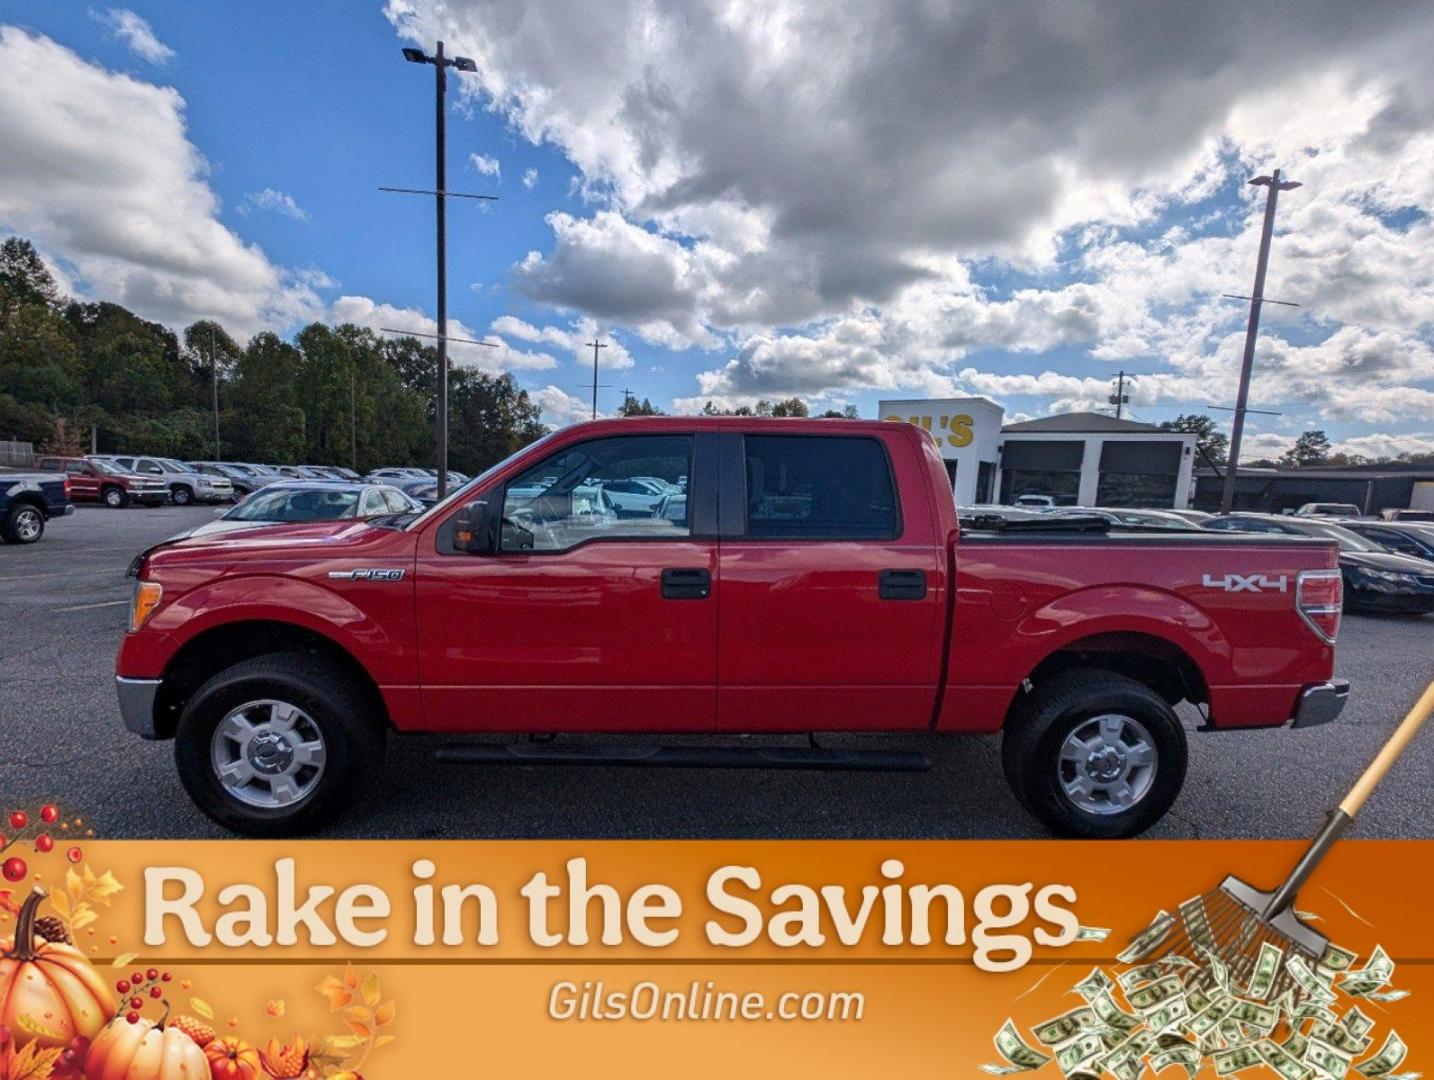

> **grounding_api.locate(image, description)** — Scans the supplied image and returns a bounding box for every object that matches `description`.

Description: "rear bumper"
[115,676,162,739]
[1290,679,1350,730]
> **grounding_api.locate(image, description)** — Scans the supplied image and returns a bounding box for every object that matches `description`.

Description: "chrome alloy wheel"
[210,699,327,809]
[1057,713,1158,815]
[13,508,42,541]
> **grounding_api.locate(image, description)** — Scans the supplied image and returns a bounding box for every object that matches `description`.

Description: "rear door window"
[742,436,899,540]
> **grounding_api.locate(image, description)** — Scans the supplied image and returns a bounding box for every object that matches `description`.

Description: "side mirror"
[454,499,498,555]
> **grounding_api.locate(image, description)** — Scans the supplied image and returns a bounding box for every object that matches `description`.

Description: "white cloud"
[240,188,310,222]
[522,166,538,189]
[0,27,320,338]
[469,152,500,179]
[531,384,598,426]
[387,0,1434,448]
[329,296,555,373]
[491,313,634,370]
[95,9,173,65]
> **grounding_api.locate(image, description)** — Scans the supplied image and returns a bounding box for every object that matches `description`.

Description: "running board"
[433,741,930,772]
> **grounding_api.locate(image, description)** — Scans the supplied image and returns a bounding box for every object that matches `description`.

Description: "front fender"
[121,573,416,685]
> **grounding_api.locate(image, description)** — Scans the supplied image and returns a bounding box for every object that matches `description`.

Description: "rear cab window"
[742,434,900,540]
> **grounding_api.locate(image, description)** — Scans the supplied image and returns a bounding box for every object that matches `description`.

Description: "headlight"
[129,581,163,631]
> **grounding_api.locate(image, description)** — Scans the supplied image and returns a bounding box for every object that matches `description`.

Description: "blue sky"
[2,2,1432,455]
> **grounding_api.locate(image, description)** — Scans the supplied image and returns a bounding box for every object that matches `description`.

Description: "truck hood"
[164,517,381,553]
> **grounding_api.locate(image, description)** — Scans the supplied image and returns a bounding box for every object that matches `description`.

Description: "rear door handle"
[661,567,712,600]
[878,569,927,600]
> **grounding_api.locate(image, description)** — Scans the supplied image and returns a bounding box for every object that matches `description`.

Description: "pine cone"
[33,915,70,943]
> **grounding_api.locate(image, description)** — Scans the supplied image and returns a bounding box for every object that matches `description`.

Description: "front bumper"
[1290,679,1350,729]
[115,676,162,739]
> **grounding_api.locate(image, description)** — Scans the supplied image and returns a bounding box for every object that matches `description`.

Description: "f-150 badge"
[327,568,406,581]
[1201,572,1288,593]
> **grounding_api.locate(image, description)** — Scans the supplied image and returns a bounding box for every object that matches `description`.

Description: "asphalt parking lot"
[1,504,1431,840]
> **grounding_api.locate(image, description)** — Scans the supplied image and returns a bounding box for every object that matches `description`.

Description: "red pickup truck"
[115,418,1347,838]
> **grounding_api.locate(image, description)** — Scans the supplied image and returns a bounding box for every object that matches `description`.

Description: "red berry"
[129,997,143,1010]
[126,1011,139,1024]
[116,980,130,994]
[146,968,159,981]
[131,972,143,985]
[35,834,54,853]
[161,972,172,982]
[8,811,26,831]
[150,986,162,999]
[66,846,82,863]
[1,857,26,882]
[40,805,58,824]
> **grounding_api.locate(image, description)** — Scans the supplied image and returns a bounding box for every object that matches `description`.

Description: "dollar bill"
[1307,1037,1354,1080]
[1119,963,1170,992]
[1188,997,1237,1039]
[1294,1001,1338,1028]
[1312,1021,1373,1057]
[1355,1032,1407,1078]
[1340,947,1394,997]
[1118,911,1176,964]
[1319,943,1358,973]
[1214,1044,1264,1076]
[1033,1006,1099,1046]
[1091,991,1141,1034]
[1150,1044,1200,1078]
[1128,975,1185,1014]
[1179,896,1217,952]
[1362,989,1409,1004]
[1057,1033,1107,1076]
[1199,945,1232,993]
[1075,925,1112,942]
[984,1019,1053,1074]
[1258,1039,1312,1080]
[1146,997,1191,1034]
[1342,1007,1375,1040]
[1186,985,1212,1014]
[1246,941,1285,1001]
[1284,1031,1310,1059]
[1073,968,1114,1002]
[1228,999,1279,1033]
[1288,955,1339,1005]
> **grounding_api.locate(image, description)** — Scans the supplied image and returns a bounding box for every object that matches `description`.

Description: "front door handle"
[661,567,711,600]
[878,569,927,600]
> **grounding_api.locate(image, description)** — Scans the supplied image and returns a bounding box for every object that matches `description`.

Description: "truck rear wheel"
[2,503,45,544]
[1001,670,1186,839]
[174,653,386,836]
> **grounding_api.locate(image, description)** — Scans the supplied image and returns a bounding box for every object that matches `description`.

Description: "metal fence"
[0,440,36,468]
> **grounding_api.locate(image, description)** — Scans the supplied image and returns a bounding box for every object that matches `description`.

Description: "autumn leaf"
[111,952,138,968]
[322,1035,365,1052]
[315,975,353,1010]
[190,997,215,1020]
[0,890,20,917]
[360,972,381,1008]
[342,962,358,990]
[47,891,69,920]
[2,1041,64,1080]
[373,1000,395,1027]
[70,908,97,931]
[344,1020,372,1040]
[342,1006,371,1025]
[265,999,285,1019]
[373,1034,396,1049]
[87,869,124,905]
[65,868,83,904]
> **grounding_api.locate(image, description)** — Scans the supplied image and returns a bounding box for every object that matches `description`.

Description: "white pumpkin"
[85,1016,210,1080]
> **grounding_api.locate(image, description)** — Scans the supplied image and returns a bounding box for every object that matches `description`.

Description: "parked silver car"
[91,455,233,504]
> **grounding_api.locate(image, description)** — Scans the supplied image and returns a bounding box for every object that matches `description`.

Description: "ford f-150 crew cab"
[115,418,1348,838]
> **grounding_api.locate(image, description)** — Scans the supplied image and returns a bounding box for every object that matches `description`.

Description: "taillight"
[1296,569,1342,644]
[62,476,72,498]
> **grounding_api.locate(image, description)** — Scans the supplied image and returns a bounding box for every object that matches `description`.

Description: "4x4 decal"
[1201,572,1289,593]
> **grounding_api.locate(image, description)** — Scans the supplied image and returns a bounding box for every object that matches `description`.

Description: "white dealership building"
[877,397,1197,509]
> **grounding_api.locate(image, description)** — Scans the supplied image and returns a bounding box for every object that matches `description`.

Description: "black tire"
[1,502,45,544]
[170,484,193,506]
[102,485,129,509]
[174,653,386,836]
[1001,670,1187,839]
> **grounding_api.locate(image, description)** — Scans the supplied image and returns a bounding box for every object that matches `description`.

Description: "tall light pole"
[398,42,480,501]
[586,339,607,420]
[210,323,220,459]
[1219,169,1301,514]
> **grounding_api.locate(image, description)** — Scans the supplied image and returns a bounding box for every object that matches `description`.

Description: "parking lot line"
[54,599,129,612]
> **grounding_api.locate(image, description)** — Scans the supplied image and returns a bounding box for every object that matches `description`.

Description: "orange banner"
[1,840,1428,1078]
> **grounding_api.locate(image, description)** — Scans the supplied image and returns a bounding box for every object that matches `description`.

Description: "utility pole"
[1219,169,1301,514]
[586,339,608,420]
[1110,370,1129,419]
[349,359,358,472]
[392,41,486,501]
[210,324,221,459]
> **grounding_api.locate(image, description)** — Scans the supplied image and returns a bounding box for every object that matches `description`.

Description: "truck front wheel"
[1002,670,1187,839]
[174,653,386,836]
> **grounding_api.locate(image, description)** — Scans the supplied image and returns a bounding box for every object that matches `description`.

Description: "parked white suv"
[92,455,233,505]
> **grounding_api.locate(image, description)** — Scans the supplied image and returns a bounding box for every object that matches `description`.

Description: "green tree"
[227,332,307,462]
[1281,430,1332,468]
[769,397,809,417]
[618,394,664,416]
[1159,413,1228,465]
[447,369,547,474]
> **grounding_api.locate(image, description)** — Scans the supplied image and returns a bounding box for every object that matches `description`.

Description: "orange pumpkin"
[0,887,115,1050]
[85,1015,209,1080]
[204,1036,262,1080]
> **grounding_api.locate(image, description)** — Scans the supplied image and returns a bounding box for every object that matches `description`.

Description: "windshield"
[160,458,197,473]
[404,429,568,531]
[1281,519,1383,553]
[91,459,128,477]
[224,487,361,522]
